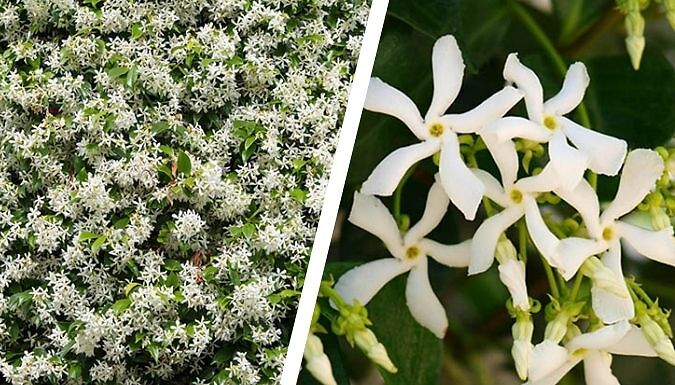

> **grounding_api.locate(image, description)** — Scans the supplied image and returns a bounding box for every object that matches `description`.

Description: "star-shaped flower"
[526,321,657,385]
[491,54,627,190]
[554,149,675,323]
[362,35,523,220]
[334,180,470,338]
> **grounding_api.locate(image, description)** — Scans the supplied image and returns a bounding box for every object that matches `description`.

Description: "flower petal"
[525,359,580,385]
[438,133,485,220]
[515,163,562,194]
[524,197,560,267]
[334,258,410,307]
[583,351,620,385]
[549,128,589,190]
[469,205,523,275]
[528,340,573,383]
[420,238,470,268]
[560,117,627,176]
[615,221,675,266]
[567,320,631,352]
[480,132,519,190]
[484,116,551,143]
[442,86,522,133]
[498,259,529,310]
[365,77,427,140]
[543,62,589,116]
[471,169,509,207]
[555,237,608,280]
[406,258,448,338]
[503,53,544,124]
[607,325,657,357]
[554,178,602,239]
[426,35,465,121]
[404,180,449,245]
[601,149,665,223]
[361,141,440,196]
[348,191,404,258]
[591,241,635,324]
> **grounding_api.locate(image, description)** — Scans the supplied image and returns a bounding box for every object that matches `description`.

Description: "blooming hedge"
[0,0,367,384]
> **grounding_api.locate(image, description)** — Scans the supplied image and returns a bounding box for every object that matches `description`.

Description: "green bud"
[495,236,517,265]
[626,34,645,70]
[650,206,671,231]
[637,307,675,365]
[354,328,398,373]
[580,257,629,298]
[432,151,441,166]
[544,311,570,344]
[304,334,338,385]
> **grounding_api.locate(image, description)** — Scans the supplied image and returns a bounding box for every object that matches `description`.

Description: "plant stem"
[392,163,417,226]
[518,219,528,263]
[569,273,584,301]
[539,252,560,299]
[320,281,346,309]
[627,280,655,307]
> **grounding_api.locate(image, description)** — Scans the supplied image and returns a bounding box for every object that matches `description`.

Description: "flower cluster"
[335,35,675,384]
[0,0,367,384]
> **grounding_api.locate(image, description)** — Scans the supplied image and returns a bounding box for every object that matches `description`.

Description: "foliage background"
[299,0,675,384]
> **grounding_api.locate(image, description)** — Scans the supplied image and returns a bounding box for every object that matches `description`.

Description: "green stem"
[320,281,346,309]
[627,280,655,307]
[569,273,584,301]
[518,219,528,263]
[392,163,418,226]
[539,252,560,299]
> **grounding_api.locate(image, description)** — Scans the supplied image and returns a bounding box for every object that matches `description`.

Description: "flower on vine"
[555,149,675,323]
[493,53,627,190]
[362,35,523,220]
[334,180,470,338]
[304,333,337,385]
[526,321,657,385]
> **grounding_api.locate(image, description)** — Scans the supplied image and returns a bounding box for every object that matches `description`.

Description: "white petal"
[560,117,627,176]
[607,325,657,357]
[480,131,519,190]
[554,178,603,239]
[442,86,523,133]
[469,205,523,274]
[523,197,560,267]
[426,35,465,121]
[583,351,620,385]
[498,259,529,310]
[420,238,470,268]
[543,62,589,116]
[334,258,410,307]
[438,133,485,220]
[591,242,635,324]
[471,169,509,207]
[616,221,675,266]
[567,321,630,352]
[555,237,608,280]
[549,128,589,190]
[405,258,448,338]
[365,77,427,140]
[503,53,544,124]
[404,181,449,245]
[483,116,551,143]
[348,191,404,258]
[528,341,572,382]
[525,359,580,385]
[515,163,563,194]
[601,149,665,222]
[361,141,440,196]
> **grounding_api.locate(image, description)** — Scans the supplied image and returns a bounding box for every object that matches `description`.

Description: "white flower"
[304,333,337,385]
[172,210,206,242]
[335,181,471,338]
[526,321,657,385]
[362,35,523,220]
[495,53,627,190]
[554,149,675,323]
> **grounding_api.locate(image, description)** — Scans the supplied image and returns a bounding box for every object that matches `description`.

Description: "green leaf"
[106,66,128,79]
[146,343,160,362]
[585,53,675,148]
[177,152,191,176]
[164,259,183,271]
[124,282,140,297]
[165,272,180,287]
[79,231,99,241]
[290,188,307,203]
[460,0,512,69]
[131,23,142,39]
[68,362,82,379]
[388,0,461,39]
[366,274,443,385]
[267,289,301,304]
[158,144,174,156]
[553,0,613,45]
[91,235,107,252]
[111,298,131,313]
[244,135,257,150]
[76,167,88,182]
[152,121,170,135]
[113,216,130,229]
[126,63,139,88]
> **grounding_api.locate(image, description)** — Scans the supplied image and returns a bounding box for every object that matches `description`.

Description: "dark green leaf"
[113,216,130,229]
[164,259,183,271]
[388,0,461,39]
[68,362,82,379]
[126,63,139,88]
[177,152,191,176]
[460,0,512,69]
[553,0,613,45]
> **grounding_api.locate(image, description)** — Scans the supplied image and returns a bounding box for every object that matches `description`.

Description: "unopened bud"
[626,35,645,70]
[512,340,533,381]
[580,257,629,298]
[304,334,337,385]
[354,328,397,373]
[499,259,529,311]
[544,312,570,344]
[512,314,534,342]
[650,206,671,230]
[495,236,517,264]
[638,310,675,365]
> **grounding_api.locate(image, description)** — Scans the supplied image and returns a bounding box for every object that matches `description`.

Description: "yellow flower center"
[602,226,614,241]
[544,116,558,130]
[405,245,420,260]
[428,122,444,137]
[510,189,523,204]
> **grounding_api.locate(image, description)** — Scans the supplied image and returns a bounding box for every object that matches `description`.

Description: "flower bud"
[354,328,397,373]
[637,310,675,366]
[664,0,675,30]
[580,257,628,298]
[512,314,534,342]
[495,236,517,264]
[650,206,671,230]
[512,340,532,381]
[625,35,645,70]
[499,259,529,311]
[544,312,569,344]
[304,334,337,385]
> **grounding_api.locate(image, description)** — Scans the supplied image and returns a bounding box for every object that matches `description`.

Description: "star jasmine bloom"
[497,53,627,190]
[362,35,523,220]
[554,149,675,323]
[334,181,471,338]
[525,321,657,385]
